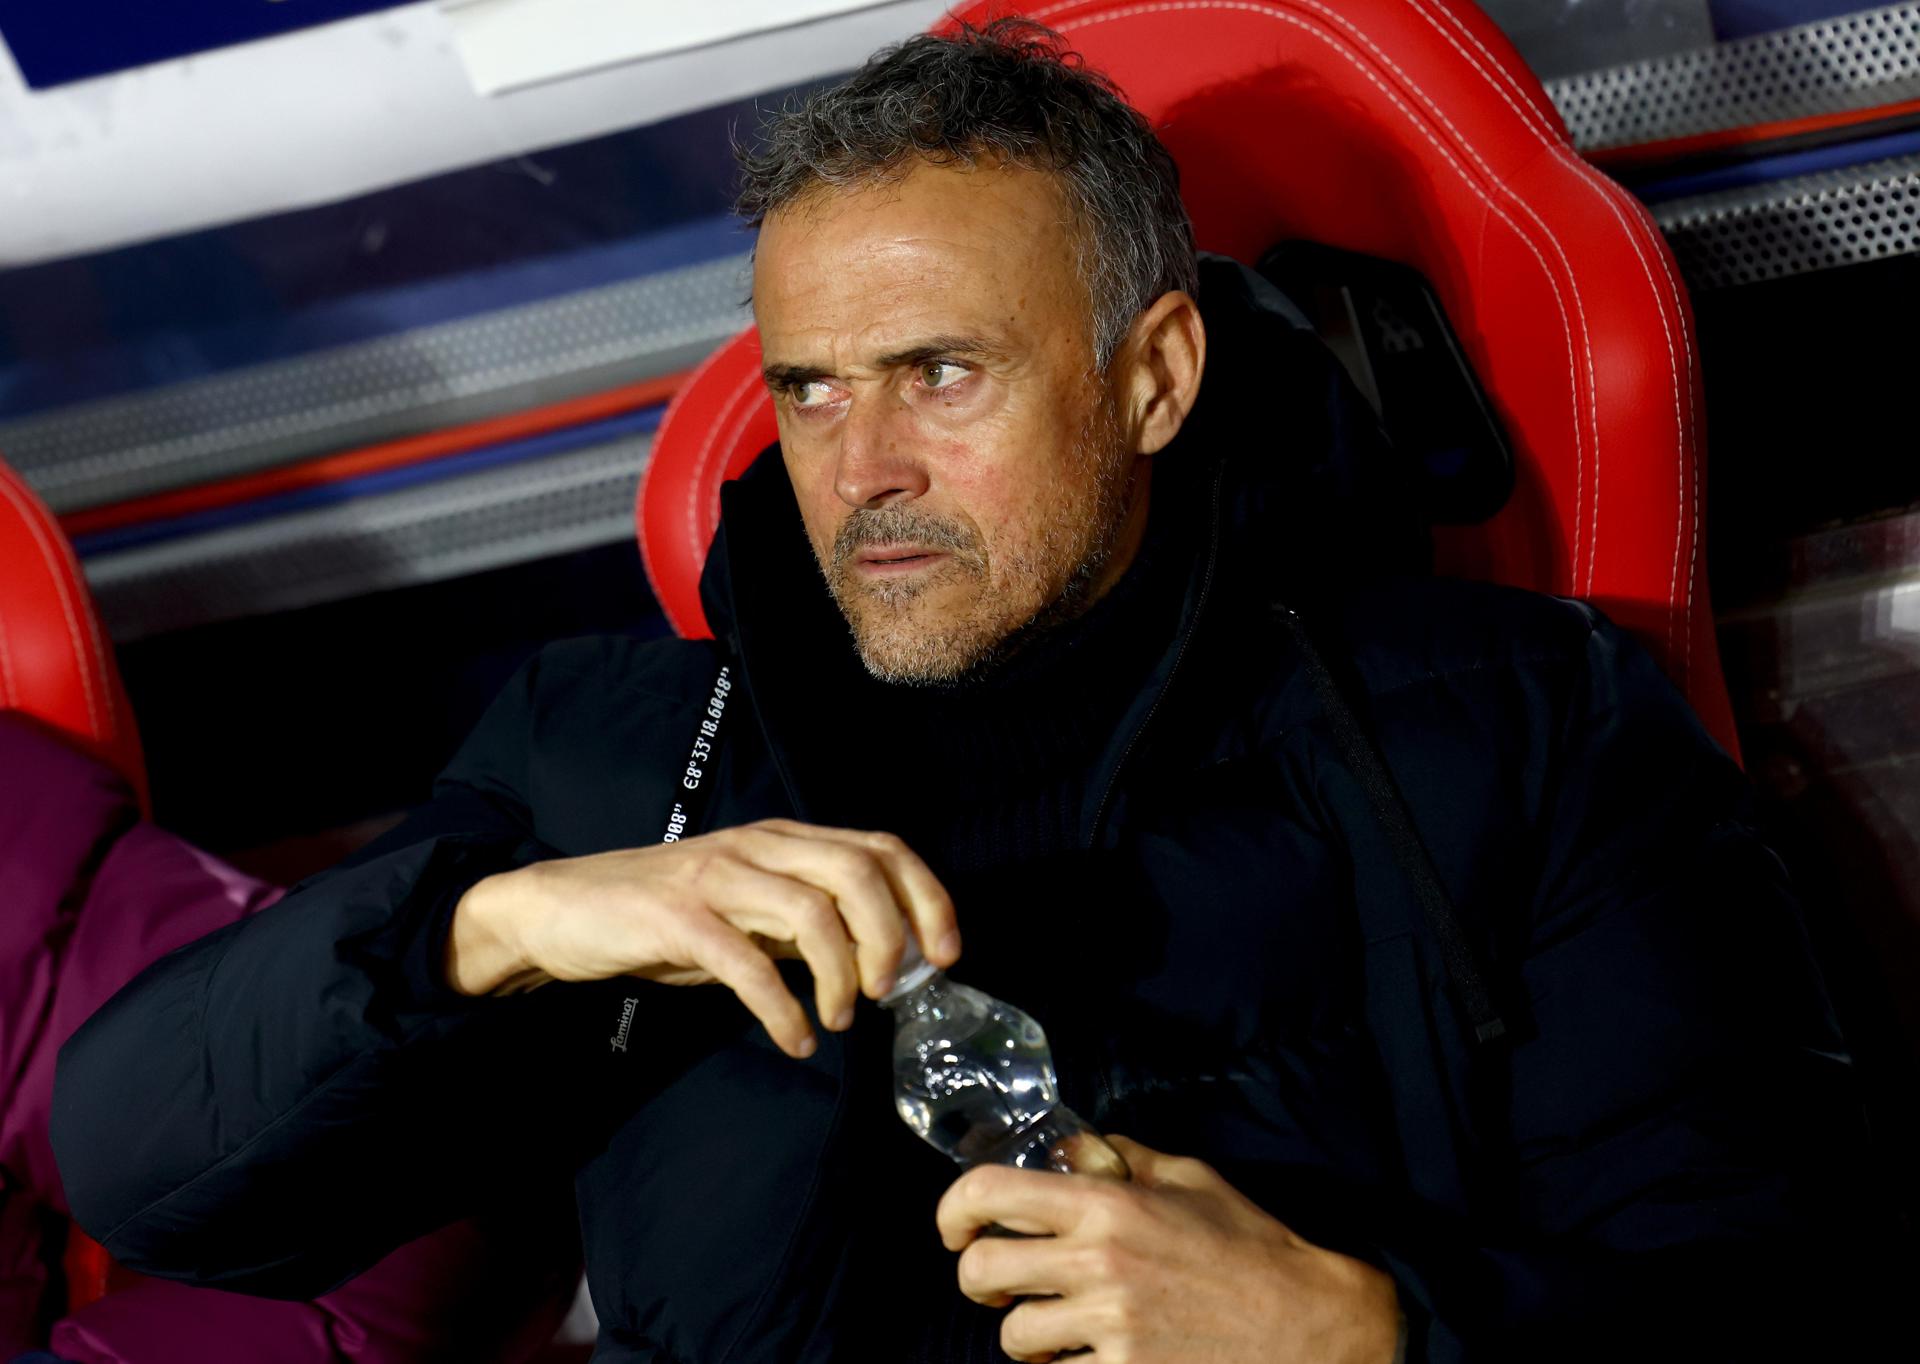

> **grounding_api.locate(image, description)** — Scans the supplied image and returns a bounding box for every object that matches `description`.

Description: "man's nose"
[833,397,930,508]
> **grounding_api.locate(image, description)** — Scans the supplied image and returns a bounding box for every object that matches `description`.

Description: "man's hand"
[936,1135,1403,1364]
[445,818,959,1057]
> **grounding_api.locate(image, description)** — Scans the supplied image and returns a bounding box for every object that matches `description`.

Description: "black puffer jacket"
[52,262,1891,1362]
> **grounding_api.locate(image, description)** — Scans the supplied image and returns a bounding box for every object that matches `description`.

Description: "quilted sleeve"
[49,645,638,1300]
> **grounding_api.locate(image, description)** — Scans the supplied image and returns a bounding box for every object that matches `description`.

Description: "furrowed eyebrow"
[760,334,1005,392]
[762,362,829,391]
[872,335,1001,370]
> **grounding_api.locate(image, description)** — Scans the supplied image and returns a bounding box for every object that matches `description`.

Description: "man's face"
[752,159,1149,685]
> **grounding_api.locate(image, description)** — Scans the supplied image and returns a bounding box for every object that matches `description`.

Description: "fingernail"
[872,974,895,1000]
[831,1008,854,1031]
[796,1035,817,1058]
[936,931,962,962]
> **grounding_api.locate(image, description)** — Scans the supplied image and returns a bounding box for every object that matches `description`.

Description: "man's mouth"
[855,549,947,575]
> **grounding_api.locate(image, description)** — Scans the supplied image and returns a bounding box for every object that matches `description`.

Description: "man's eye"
[919,361,966,390]
[789,381,836,408]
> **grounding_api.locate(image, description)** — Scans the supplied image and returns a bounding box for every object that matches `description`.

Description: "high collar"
[706,440,1225,847]
[690,254,1425,840]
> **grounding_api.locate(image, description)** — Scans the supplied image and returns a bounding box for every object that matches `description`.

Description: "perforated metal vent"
[1,253,749,514]
[1653,151,1920,287]
[84,434,652,640]
[1547,3,1920,151]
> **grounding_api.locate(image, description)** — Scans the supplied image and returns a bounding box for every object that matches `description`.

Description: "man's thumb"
[1103,1134,1221,1192]
[1101,1134,1170,1185]
[1062,1130,1133,1181]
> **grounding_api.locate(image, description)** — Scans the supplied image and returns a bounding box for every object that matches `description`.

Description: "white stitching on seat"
[1280,0,1598,596]
[0,471,108,740]
[645,333,740,608]
[699,370,768,541]
[1397,0,1695,678]
[675,338,756,565]
[688,368,770,585]
[771,2,1703,667]
[1041,0,1706,630]
[708,372,772,529]
[1025,1,1703,692]
[1622,189,1698,688]
[1054,0,1586,582]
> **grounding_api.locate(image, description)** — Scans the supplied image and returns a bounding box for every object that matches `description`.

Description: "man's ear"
[1117,290,1206,457]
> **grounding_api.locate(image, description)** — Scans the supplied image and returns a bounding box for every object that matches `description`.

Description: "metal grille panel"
[1653,151,1920,287]
[85,436,653,641]
[2,253,748,513]
[1546,3,1920,151]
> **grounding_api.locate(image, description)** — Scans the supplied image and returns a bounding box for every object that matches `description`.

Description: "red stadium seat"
[636,0,1740,761]
[0,459,147,811]
[0,456,143,1312]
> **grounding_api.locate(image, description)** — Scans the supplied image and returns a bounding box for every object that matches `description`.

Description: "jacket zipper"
[1087,460,1228,849]
[725,628,814,827]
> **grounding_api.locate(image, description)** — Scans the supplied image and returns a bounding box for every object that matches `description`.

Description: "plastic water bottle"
[882,938,1129,1180]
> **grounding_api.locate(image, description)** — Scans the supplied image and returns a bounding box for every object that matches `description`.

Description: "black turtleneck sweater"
[776,483,1204,1363]
[786,482,1197,878]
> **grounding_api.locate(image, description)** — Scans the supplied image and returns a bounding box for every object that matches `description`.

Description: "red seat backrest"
[0,458,147,812]
[638,0,1740,761]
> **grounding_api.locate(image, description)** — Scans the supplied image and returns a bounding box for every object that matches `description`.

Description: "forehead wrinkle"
[871,333,1012,368]
[761,162,1071,284]
[754,162,1091,376]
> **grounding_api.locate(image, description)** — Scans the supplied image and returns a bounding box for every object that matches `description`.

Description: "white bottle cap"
[881,934,939,1004]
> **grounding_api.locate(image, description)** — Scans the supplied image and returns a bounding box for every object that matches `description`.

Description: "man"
[52,20,1891,1364]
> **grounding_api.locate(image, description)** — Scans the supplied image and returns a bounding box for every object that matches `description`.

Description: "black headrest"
[1179,252,1433,592]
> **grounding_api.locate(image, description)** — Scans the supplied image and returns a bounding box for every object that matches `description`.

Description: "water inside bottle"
[890,979,1063,1166]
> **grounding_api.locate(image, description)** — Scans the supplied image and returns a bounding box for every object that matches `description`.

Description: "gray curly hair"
[734,18,1198,369]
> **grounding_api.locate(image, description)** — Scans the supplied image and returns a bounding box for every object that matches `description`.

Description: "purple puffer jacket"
[1,711,581,1362]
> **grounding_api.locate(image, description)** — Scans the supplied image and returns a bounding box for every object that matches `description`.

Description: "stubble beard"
[819,398,1136,688]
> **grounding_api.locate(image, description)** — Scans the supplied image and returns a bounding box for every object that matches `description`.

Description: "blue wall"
[0,0,416,88]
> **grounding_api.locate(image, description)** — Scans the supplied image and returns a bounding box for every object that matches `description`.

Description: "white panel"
[0,0,949,267]
[446,0,906,95]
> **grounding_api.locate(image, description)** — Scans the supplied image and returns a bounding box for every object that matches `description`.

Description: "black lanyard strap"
[1275,603,1508,1046]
